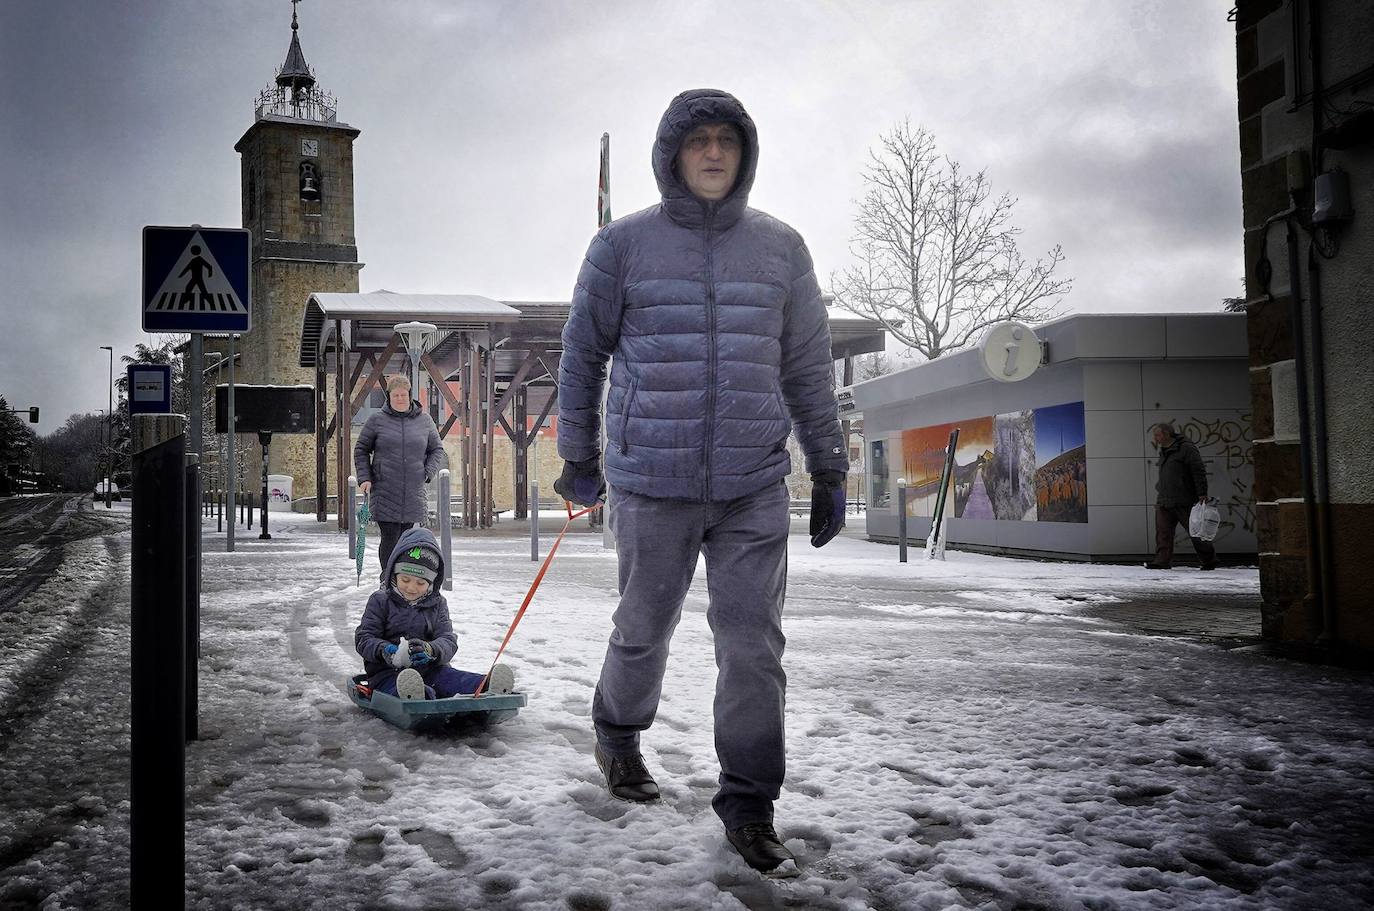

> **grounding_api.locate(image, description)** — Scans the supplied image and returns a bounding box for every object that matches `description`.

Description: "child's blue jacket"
[354,527,459,675]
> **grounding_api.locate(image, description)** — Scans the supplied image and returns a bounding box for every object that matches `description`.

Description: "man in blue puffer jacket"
[556,88,848,876]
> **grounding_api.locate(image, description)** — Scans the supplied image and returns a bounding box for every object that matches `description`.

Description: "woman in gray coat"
[354,374,447,577]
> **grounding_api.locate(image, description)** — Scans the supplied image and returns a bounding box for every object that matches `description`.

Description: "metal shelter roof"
[301,292,885,376]
[301,292,523,367]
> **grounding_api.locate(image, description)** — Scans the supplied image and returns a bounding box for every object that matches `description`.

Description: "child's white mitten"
[389,636,412,669]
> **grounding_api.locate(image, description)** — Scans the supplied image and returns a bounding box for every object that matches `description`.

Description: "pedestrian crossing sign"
[142,225,251,332]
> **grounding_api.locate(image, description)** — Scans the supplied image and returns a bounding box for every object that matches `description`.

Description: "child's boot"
[486,664,515,695]
[396,668,426,700]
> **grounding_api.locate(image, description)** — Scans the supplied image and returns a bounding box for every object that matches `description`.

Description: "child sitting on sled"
[354,527,514,700]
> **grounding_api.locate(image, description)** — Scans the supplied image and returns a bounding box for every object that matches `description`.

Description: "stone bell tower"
[233,0,362,501]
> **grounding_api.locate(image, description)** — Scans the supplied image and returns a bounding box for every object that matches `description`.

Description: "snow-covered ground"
[2,505,1372,910]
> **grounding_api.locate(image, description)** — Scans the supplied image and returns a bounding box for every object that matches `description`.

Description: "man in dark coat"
[555,88,848,876]
[354,374,447,578]
[1147,422,1217,570]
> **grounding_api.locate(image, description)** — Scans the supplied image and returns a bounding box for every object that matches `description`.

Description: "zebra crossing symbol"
[142,225,251,332]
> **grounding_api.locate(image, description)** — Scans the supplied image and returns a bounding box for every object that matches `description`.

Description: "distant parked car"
[94,479,122,501]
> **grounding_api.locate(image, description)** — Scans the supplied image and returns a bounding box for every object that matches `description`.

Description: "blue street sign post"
[128,364,172,416]
[134,227,250,905]
[142,226,251,334]
[142,224,250,550]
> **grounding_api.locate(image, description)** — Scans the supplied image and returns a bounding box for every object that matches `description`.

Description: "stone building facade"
[1235,0,1374,655]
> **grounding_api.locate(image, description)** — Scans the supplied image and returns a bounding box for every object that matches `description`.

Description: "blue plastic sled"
[348,673,527,732]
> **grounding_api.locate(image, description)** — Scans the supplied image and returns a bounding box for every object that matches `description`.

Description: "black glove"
[408,640,436,668]
[809,470,847,548]
[553,456,606,507]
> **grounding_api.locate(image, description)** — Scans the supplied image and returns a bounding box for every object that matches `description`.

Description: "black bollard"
[184,456,200,741]
[439,469,452,591]
[257,431,272,540]
[898,485,908,563]
[131,414,186,907]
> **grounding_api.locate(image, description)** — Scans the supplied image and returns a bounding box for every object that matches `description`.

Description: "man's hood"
[652,88,759,229]
[383,526,446,598]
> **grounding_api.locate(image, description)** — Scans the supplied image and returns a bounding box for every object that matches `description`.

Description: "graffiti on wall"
[1176,413,1255,542]
[899,401,1088,523]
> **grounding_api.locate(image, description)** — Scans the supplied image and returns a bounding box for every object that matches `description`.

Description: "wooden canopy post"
[513,384,528,519]
[315,359,327,522]
[484,346,496,528]
[462,338,477,528]
[334,319,350,531]
[472,342,487,529]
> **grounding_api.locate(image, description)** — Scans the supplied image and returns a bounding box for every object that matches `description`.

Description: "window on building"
[870,439,890,509]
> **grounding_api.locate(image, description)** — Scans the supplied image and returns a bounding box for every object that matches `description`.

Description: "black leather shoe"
[595,746,660,803]
[1199,562,1218,571]
[726,822,799,876]
[1143,562,1170,570]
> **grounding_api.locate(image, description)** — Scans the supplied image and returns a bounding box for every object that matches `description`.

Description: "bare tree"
[832,120,1071,361]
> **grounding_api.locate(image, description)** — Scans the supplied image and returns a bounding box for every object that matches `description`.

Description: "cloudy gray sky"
[1,0,1242,433]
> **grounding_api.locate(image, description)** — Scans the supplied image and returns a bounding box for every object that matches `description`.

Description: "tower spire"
[276,0,315,93]
[254,0,336,123]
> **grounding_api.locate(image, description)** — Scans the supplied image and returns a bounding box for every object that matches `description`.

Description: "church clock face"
[301,138,319,157]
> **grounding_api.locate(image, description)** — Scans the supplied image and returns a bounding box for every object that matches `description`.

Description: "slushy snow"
[1,505,1371,910]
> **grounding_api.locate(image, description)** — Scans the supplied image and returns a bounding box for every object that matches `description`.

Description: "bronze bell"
[300,163,321,201]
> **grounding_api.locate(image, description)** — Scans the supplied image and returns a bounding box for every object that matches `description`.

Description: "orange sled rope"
[472,500,603,696]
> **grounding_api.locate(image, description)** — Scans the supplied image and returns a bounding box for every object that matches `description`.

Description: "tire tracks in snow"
[0,531,131,908]
[0,533,125,747]
[288,582,362,696]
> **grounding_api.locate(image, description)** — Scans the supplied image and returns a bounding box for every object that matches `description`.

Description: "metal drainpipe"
[1306,249,1335,643]
[1307,0,1337,644]
[1283,217,1326,631]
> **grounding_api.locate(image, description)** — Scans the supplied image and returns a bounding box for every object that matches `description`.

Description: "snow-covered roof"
[300,291,885,368]
[300,292,522,366]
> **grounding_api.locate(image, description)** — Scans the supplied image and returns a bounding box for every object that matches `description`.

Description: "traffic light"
[27,407,38,423]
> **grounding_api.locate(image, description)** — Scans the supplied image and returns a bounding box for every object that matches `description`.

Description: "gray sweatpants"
[593,480,791,829]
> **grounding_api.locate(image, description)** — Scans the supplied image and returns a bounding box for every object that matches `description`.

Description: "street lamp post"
[392,322,438,399]
[100,346,113,508]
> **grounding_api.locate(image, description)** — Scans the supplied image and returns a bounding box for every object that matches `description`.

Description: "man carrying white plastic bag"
[1145,422,1219,571]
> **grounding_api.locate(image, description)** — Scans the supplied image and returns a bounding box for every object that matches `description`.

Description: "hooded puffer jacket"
[353,399,446,523]
[558,88,847,501]
[354,527,459,678]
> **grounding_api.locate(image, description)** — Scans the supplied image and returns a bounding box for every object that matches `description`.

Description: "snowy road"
[2,505,1372,910]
